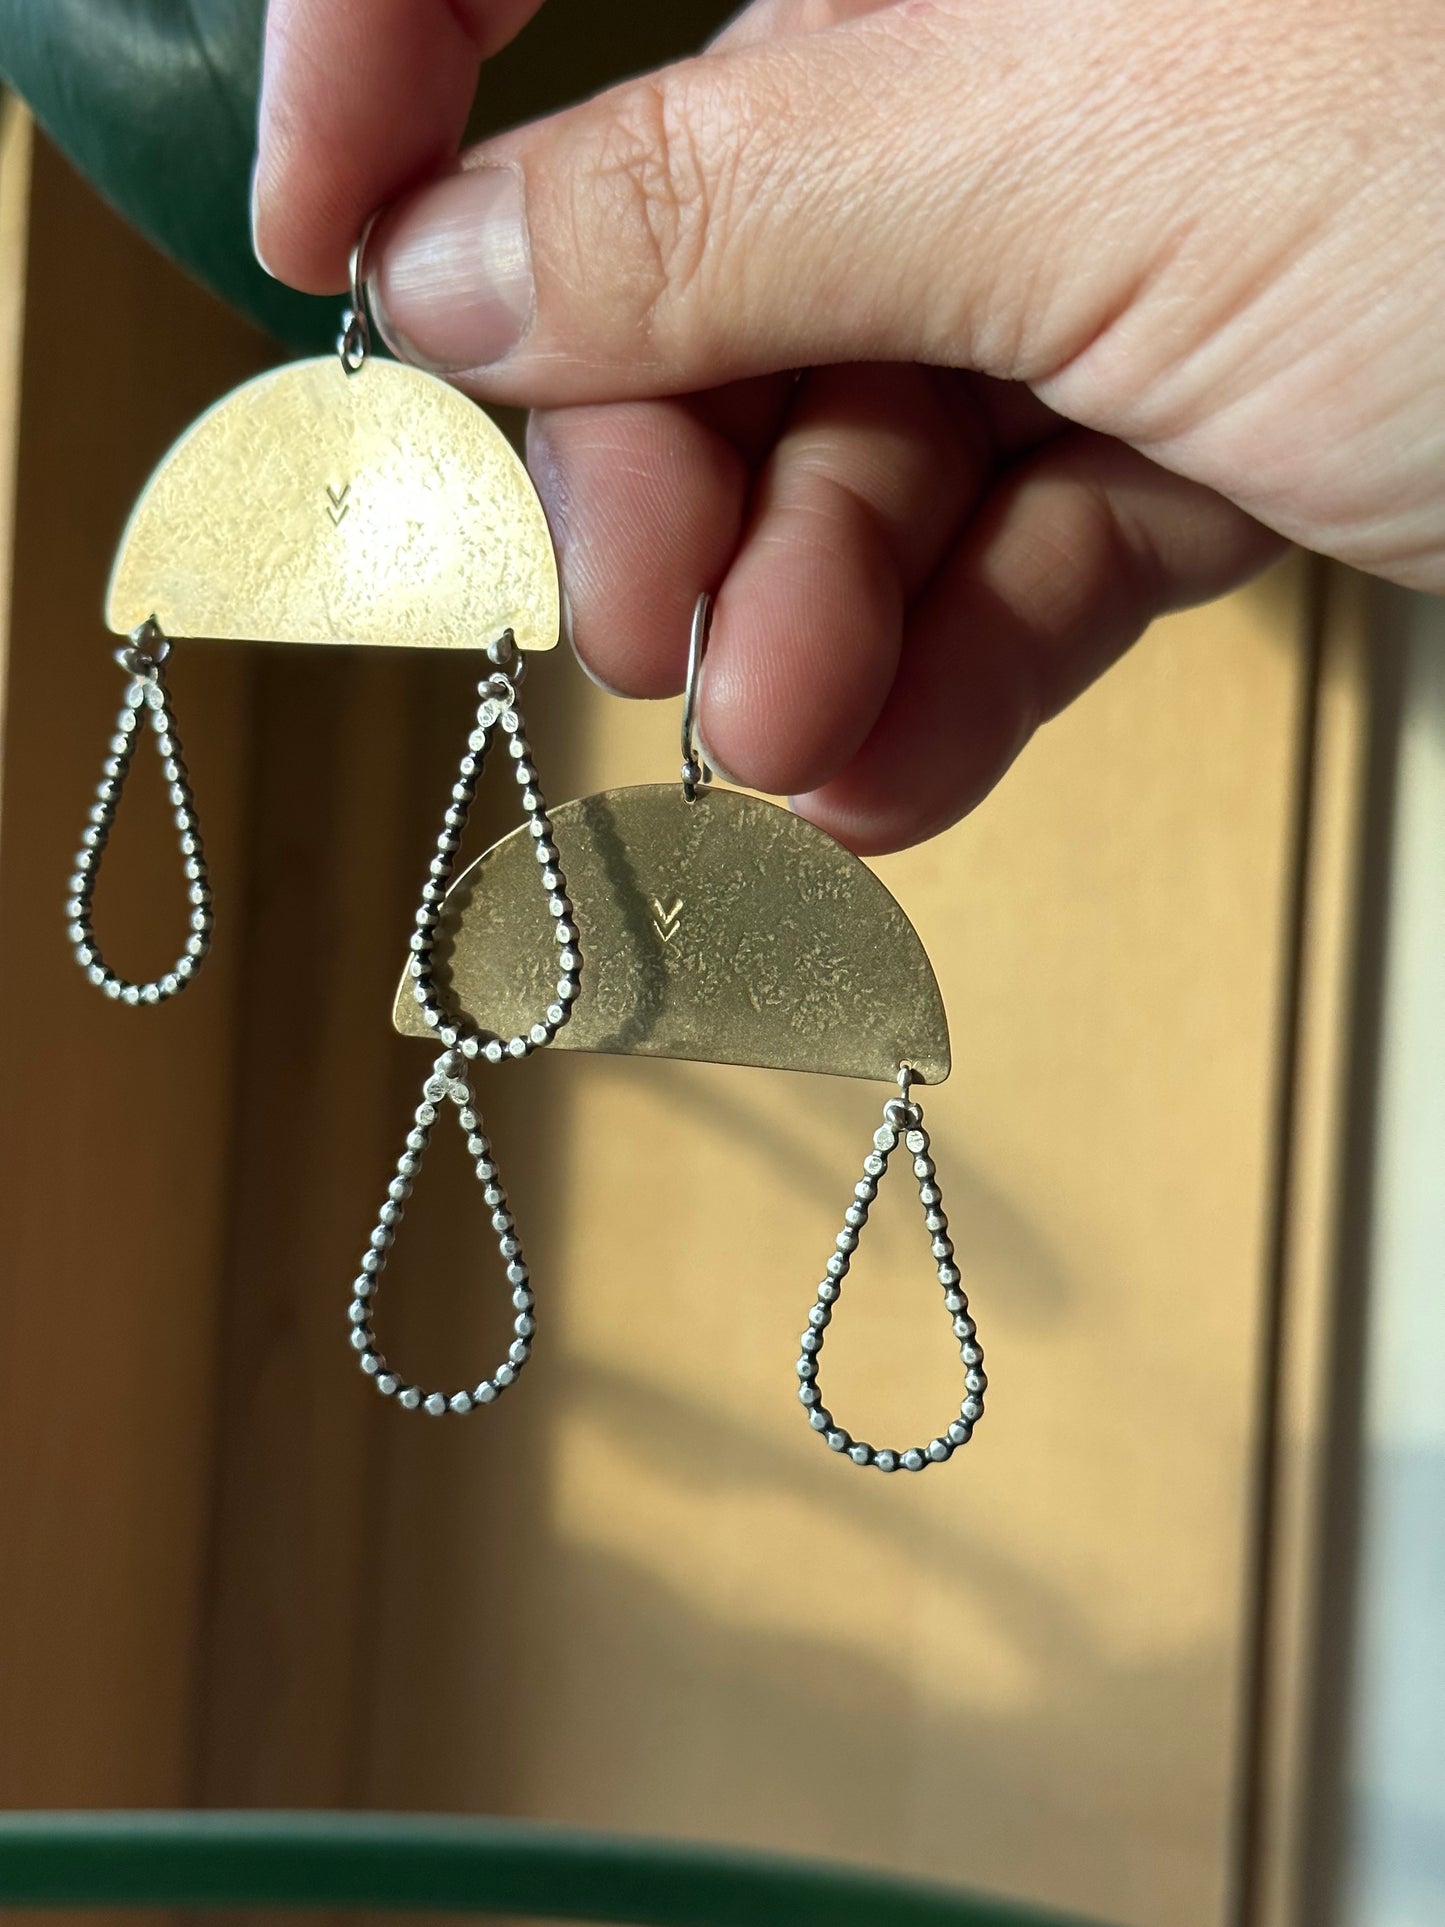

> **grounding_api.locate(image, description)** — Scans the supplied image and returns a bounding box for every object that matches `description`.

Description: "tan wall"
[0,121,1373,1927]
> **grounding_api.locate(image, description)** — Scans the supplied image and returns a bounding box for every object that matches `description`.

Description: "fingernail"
[249,158,278,280]
[526,418,586,660]
[368,164,534,374]
[526,416,571,582]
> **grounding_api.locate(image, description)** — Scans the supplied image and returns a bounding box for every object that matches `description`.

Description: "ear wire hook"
[338,209,384,374]
[681,591,714,803]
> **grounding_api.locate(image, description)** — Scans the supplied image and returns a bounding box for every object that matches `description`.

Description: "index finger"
[252,0,546,292]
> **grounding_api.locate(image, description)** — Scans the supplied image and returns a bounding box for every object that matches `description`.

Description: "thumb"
[365,8,1122,406]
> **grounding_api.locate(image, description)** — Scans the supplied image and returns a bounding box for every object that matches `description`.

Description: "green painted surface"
[0,1812,1103,1926]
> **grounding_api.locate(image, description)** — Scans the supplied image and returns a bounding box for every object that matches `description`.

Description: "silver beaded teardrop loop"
[66,617,213,1005]
[408,630,581,1061]
[798,1066,986,1471]
[349,1049,536,1415]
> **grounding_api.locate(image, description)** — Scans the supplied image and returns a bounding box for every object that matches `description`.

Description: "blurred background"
[0,7,1440,1927]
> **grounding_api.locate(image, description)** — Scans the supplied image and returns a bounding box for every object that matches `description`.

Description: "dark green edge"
[0,1811,1101,1926]
[0,3,743,356]
[0,1,333,352]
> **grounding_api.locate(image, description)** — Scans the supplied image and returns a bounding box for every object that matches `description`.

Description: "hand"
[253,0,1445,851]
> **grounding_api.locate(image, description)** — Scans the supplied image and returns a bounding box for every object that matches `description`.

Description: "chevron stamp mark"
[651,896,683,944]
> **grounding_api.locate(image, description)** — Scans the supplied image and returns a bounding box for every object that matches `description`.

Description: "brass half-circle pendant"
[393,785,950,1085]
[106,357,558,652]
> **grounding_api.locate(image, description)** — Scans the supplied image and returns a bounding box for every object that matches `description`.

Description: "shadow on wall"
[363,1054,1233,1927]
[638,1058,1077,1319]
[369,1337,1230,1927]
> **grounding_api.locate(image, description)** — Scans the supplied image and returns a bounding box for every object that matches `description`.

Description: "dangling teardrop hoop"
[407,630,581,1060]
[349,1050,537,1415]
[353,627,582,1413]
[797,1066,986,1470]
[66,617,213,1005]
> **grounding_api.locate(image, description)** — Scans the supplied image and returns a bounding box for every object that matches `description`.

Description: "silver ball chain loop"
[66,618,213,1006]
[408,631,581,1065]
[797,1067,986,1471]
[349,1050,536,1414]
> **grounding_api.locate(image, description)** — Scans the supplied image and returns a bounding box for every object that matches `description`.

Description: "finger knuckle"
[584,71,749,340]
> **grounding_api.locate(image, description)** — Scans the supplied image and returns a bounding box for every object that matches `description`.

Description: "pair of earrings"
[68,245,985,1472]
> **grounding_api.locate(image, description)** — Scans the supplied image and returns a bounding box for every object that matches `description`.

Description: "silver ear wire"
[681,591,714,802]
[338,208,384,373]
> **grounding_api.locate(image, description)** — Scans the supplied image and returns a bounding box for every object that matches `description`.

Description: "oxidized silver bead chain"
[349,1049,536,1414]
[66,618,212,1004]
[407,634,581,1059]
[797,1069,986,1469]
[350,631,579,1414]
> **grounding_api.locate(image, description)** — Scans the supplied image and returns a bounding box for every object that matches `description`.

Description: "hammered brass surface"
[393,785,951,1084]
[106,357,558,651]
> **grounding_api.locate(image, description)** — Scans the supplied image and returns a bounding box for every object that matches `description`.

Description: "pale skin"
[252,0,1445,853]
